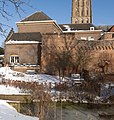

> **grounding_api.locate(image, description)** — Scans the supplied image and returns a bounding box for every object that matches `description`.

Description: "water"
[56,105,99,120]
[52,103,114,120]
[20,102,114,120]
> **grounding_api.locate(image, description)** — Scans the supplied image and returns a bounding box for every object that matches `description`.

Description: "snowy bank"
[0,67,60,86]
[0,100,38,120]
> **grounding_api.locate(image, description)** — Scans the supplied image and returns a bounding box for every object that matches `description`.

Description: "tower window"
[86,9,89,16]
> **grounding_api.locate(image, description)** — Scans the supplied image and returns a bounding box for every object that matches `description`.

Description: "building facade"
[4,12,62,67]
[4,11,114,74]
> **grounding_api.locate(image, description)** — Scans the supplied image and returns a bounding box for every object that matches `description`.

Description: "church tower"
[71,0,92,24]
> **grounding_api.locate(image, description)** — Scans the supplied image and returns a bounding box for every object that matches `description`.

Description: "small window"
[90,27,94,31]
[15,56,19,63]
[88,36,94,41]
[86,9,89,16]
[10,56,14,63]
[10,56,19,64]
[81,37,87,40]
[86,18,89,23]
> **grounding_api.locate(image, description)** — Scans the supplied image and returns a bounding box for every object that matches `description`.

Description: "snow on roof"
[6,40,40,44]
[63,25,71,31]
[0,100,38,120]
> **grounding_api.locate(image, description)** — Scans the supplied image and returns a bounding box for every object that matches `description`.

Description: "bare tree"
[43,34,96,78]
[0,0,32,36]
[43,33,77,78]
[97,52,113,73]
[68,41,95,77]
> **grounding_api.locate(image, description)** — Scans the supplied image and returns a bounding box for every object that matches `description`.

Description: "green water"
[20,102,114,120]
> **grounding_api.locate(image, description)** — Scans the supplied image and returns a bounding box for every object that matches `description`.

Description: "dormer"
[90,27,94,31]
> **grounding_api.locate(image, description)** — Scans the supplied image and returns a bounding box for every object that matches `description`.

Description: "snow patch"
[0,100,38,120]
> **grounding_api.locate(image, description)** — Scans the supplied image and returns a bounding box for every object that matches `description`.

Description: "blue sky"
[1,0,114,46]
[26,0,114,25]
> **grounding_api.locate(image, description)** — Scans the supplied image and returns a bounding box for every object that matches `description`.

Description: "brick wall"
[5,43,39,65]
[75,30,101,40]
[17,22,61,34]
[104,32,114,40]
[41,33,114,73]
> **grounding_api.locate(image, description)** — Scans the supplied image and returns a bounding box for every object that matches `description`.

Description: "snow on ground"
[0,67,60,84]
[0,100,38,120]
[0,85,23,95]
[0,67,59,119]
[0,67,61,94]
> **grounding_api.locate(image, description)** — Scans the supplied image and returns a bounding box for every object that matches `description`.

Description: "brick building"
[4,11,114,73]
[4,11,62,68]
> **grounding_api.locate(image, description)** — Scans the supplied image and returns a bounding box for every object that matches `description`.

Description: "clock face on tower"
[72,0,92,24]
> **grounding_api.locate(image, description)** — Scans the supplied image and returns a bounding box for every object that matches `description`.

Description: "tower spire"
[71,0,92,24]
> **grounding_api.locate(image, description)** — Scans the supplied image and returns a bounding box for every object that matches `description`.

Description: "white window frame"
[10,55,19,64]
[90,27,94,31]
[81,37,87,40]
[88,36,94,41]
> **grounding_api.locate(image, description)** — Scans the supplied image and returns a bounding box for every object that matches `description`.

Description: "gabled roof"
[107,25,114,32]
[5,28,14,42]
[21,11,52,22]
[9,32,41,41]
[59,23,98,31]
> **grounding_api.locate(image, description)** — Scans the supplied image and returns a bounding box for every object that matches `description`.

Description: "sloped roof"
[10,32,41,41]
[96,25,112,32]
[107,25,114,32]
[5,28,14,42]
[21,11,52,22]
[59,23,98,31]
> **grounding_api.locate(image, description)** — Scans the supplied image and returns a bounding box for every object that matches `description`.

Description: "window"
[86,9,89,16]
[15,56,19,63]
[90,27,94,31]
[81,37,87,40]
[10,55,19,64]
[10,56,14,63]
[86,18,89,23]
[88,36,94,41]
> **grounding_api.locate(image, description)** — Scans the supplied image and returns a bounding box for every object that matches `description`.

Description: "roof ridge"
[20,11,52,22]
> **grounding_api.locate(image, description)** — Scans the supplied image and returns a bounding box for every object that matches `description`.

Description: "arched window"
[86,18,89,23]
[86,8,89,16]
